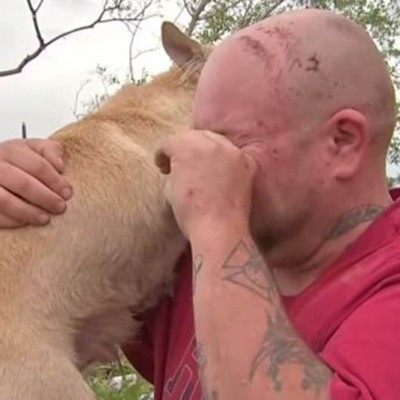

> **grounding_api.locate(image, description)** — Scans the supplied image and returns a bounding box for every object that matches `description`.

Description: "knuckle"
[33,160,50,179]
[49,139,63,152]
[13,177,32,194]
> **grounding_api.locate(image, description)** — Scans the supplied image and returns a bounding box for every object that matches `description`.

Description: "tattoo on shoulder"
[251,310,331,398]
[328,204,385,239]
[195,342,219,400]
[221,240,278,304]
[193,254,204,293]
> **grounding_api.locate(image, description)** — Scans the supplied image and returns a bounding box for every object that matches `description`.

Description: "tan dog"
[0,23,209,399]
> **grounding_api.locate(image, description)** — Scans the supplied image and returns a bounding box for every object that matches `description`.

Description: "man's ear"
[327,109,368,179]
[161,22,207,67]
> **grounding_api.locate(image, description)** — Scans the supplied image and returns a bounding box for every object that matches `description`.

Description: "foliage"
[87,358,153,400]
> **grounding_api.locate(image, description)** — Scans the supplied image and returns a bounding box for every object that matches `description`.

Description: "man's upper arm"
[320,284,400,399]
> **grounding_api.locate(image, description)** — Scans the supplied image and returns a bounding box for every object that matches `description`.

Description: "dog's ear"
[161,22,207,67]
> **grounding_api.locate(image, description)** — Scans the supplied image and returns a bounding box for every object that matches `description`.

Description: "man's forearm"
[191,225,332,400]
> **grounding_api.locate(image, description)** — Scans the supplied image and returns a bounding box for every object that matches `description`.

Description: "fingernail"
[56,200,66,213]
[38,214,50,225]
[61,187,72,200]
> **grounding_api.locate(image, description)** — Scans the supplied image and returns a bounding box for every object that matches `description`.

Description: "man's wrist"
[188,213,251,245]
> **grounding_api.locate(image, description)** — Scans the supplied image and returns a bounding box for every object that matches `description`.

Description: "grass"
[87,358,154,400]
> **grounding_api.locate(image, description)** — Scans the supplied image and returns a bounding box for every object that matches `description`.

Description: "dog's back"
[0,23,209,399]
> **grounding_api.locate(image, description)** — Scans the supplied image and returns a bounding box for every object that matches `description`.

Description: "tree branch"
[259,0,288,20]
[183,0,195,17]
[0,0,157,78]
[173,4,187,23]
[72,79,91,120]
[237,0,255,29]
[26,0,45,46]
[121,0,159,82]
[35,0,45,13]
[186,0,212,36]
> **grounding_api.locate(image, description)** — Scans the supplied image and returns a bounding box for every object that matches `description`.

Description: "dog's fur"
[0,23,209,399]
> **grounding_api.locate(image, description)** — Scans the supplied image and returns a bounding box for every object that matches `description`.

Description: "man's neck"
[264,199,392,296]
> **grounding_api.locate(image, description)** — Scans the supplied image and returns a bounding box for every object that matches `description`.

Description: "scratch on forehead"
[238,35,275,70]
[256,24,294,42]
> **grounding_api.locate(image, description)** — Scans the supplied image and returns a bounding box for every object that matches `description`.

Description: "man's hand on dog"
[0,139,72,228]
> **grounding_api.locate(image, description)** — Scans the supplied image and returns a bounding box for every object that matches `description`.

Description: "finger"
[0,163,67,215]
[0,214,27,229]
[26,139,66,173]
[7,147,72,201]
[0,187,51,226]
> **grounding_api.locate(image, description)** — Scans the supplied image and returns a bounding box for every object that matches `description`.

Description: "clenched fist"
[155,130,257,240]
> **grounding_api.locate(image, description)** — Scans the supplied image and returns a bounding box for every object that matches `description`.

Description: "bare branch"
[173,4,187,23]
[186,0,212,36]
[259,0,288,20]
[0,46,43,78]
[120,0,159,82]
[132,46,158,61]
[125,20,144,81]
[0,0,157,78]
[238,0,255,29]
[26,0,45,46]
[183,0,195,17]
[35,0,45,13]
[72,79,91,120]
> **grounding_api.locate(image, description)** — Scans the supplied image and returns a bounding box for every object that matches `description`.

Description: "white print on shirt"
[164,336,202,400]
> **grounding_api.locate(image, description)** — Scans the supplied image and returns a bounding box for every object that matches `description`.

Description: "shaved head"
[193,9,396,262]
[194,9,396,153]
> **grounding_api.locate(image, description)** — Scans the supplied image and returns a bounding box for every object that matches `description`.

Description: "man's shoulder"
[286,199,400,353]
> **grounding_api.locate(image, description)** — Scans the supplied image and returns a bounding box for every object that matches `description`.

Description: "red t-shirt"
[123,190,400,399]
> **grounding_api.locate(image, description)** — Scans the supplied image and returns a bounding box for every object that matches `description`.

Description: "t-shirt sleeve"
[320,284,400,399]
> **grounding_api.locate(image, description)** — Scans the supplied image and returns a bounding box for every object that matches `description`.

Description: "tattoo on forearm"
[195,342,219,400]
[193,254,204,293]
[251,311,331,397]
[220,239,330,398]
[328,204,384,239]
[221,240,278,303]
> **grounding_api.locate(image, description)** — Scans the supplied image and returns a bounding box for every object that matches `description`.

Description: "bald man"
[0,8,399,400]
[150,8,399,400]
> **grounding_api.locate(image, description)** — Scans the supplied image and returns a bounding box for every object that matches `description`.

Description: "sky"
[0,0,184,140]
